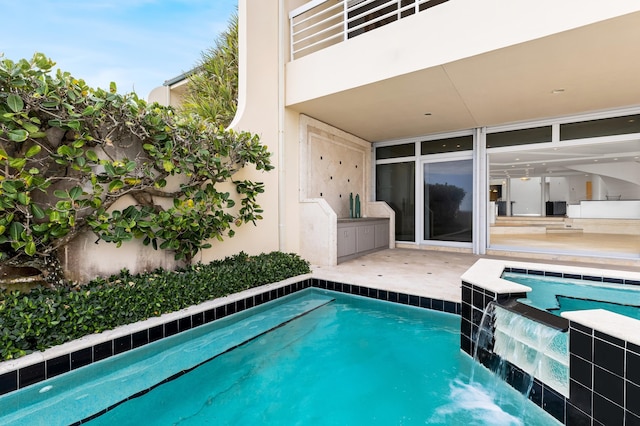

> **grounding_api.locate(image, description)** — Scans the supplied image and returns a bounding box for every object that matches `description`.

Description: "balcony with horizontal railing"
[289,0,449,60]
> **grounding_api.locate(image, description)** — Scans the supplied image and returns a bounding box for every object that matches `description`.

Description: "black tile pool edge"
[461,279,640,426]
[0,278,461,398]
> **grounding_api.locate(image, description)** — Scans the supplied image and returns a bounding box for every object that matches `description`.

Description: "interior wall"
[601,176,640,200]
[510,178,541,215]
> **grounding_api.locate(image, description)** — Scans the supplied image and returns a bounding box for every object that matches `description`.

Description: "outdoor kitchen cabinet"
[337,218,390,263]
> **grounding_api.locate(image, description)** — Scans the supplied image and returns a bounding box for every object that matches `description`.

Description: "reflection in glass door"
[423,160,473,242]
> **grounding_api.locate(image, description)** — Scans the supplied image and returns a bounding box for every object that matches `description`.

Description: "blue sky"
[1,0,237,98]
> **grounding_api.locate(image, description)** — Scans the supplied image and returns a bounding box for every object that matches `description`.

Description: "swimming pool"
[0,288,560,425]
[503,272,640,319]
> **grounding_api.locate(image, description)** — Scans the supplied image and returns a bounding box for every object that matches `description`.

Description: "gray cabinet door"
[337,226,356,258]
[356,225,375,252]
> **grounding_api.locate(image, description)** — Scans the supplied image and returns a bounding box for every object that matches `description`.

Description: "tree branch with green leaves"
[0,53,272,287]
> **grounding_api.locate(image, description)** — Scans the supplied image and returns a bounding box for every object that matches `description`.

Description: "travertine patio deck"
[311,248,640,303]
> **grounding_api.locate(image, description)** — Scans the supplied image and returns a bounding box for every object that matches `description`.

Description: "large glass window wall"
[375,108,640,259]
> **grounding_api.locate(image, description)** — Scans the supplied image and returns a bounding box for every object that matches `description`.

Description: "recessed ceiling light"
[594,159,598,162]
[551,88,565,94]
[515,158,520,161]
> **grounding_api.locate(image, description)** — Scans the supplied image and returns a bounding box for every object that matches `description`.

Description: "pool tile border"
[503,266,640,286]
[0,277,460,398]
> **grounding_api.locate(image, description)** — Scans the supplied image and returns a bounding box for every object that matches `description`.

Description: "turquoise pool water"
[503,272,640,320]
[0,289,560,425]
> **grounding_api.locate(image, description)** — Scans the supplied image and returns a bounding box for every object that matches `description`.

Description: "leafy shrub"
[0,252,310,360]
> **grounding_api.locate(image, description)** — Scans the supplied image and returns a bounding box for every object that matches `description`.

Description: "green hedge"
[0,252,310,361]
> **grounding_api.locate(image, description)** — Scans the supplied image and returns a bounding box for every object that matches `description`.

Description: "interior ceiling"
[288,11,640,177]
[489,139,640,179]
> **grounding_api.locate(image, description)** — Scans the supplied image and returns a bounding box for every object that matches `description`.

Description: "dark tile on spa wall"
[570,354,592,387]
[545,271,563,278]
[528,269,544,276]
[19,362,45,388]
[461,318,471,338]
[595,330,624,348]
[460,334,472,355]
[388,291,398,303]
[566,403,591,426]
[277,287,284,298]
[569,379,592,415]
[542,385,566,423]
[71,347,93,370]
[625,279,640,286]
[149,324,164,342]
[627,381,640,417]
[528,379,542,407]
[570,321,592,335]
[593,366,624,406]
[47,354,71,378]
[462,285,471,303]
[0,370,17,395]
[132,330,149,348]
[351,285,360,295]
[628,412,640,426]
[472,289,485,309]
[603,277,624,284]
[628,350,640,384]
[94,340,113,361]
[593,392,624,426]
[570,328,593,362]
[399,293,409,304]
[114,335,132,355]
[511,267,526,274]
[594,337,624,377]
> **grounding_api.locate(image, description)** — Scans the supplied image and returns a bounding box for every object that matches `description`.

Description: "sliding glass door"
[423,159,473,243]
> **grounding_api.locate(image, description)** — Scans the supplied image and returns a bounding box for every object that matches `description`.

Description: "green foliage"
[0,251,311,360]
[181,12,238,127]
[0,53,273,280]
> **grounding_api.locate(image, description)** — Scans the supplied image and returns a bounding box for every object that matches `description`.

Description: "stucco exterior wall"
[199,0,282,263]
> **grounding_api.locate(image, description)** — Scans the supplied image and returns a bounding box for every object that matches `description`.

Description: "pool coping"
[0,274,461,397]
